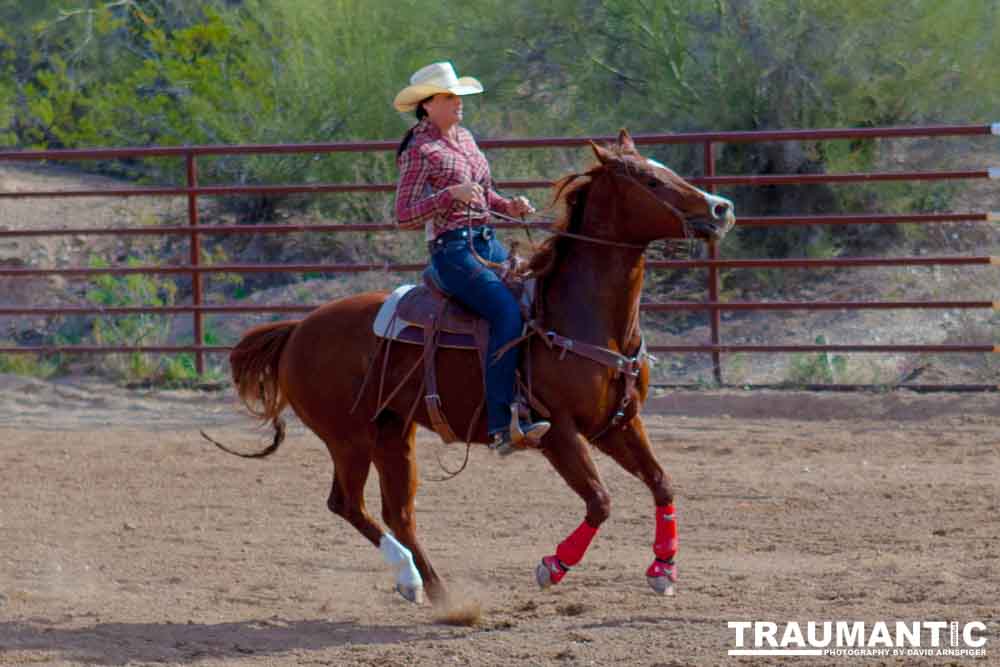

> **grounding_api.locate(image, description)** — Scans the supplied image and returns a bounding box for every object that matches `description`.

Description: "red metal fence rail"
[1,123,997,385]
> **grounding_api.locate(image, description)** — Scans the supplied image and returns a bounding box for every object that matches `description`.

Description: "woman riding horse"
[216,115,735,605]
[393,61,550,452]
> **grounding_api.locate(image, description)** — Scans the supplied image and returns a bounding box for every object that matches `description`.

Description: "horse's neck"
[540,187,646,352]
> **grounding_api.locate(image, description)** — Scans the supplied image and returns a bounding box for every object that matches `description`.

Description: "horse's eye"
[647,179,659,188]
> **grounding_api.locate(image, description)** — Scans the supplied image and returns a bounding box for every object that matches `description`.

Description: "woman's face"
[423,93,463,130]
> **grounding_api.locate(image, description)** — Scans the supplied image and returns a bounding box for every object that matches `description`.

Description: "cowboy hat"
[393,62,484,112]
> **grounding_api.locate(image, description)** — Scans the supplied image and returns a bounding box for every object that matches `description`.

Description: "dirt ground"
[0,378,997,666]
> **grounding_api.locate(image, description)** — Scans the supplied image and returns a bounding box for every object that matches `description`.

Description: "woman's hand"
[508,196,535,218]
[447,182,483,204]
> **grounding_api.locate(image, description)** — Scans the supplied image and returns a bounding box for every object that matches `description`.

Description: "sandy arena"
[0,377,997,666]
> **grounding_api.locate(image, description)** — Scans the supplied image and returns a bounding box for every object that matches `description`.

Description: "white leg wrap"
[379,534,423,589]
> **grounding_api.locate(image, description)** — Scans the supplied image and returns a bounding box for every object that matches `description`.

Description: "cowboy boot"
[491,404,550,457]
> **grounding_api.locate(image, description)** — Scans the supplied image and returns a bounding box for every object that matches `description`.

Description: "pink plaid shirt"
[395,119,512,240]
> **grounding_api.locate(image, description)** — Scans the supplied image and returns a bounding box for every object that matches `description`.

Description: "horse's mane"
[527,169,595,278]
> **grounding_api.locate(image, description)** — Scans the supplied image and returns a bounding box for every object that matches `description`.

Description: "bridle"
[480,159,704,256]
[614,161,695,233]
[612,160,702,258]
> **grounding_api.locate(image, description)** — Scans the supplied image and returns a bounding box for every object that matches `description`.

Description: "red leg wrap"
[653,504,677,561]
[555,521,598,567]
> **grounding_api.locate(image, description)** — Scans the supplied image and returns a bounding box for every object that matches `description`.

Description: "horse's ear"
[590,141,614,164]
[618,128,636,154]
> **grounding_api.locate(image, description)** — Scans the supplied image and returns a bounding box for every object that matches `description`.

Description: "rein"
[484,207,645,250]
[482,164,699,257]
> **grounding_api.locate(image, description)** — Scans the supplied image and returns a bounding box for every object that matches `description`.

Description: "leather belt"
[429,226,495,252]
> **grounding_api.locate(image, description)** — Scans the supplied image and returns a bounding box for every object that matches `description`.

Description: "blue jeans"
[431,234,521,435]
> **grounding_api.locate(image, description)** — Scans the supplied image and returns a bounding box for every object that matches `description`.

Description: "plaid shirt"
[395,119,512,240]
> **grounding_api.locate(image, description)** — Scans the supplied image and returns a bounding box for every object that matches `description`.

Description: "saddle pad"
[372,285,416,340]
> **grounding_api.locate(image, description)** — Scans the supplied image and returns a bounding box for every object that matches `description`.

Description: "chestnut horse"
[215,130,734,604]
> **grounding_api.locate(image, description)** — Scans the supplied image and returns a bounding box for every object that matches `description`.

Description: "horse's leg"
[535,420,611,589]
[324,437,380,544]
[321,430,424,604]
[592,416,678,595]
[371,413,444,604]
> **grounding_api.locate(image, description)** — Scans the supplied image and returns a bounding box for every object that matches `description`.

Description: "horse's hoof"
[647,575,676,596]
[535,561,553,589]
[535,556,568,589]
[396,584,425,604]
[645,559,677,595]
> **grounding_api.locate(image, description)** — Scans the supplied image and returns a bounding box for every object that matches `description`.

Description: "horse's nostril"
[713,203,730,219]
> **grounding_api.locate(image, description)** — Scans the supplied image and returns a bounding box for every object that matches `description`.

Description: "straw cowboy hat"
[393,62,484,112]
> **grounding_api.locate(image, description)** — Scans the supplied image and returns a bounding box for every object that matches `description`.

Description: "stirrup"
[490,405,550,457]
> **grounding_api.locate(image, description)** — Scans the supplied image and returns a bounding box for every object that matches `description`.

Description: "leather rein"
[484,162,699,251]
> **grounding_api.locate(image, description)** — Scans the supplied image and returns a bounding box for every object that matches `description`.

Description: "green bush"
[0,350,59,378]
[85,255,181,381]
[784,335,848,385]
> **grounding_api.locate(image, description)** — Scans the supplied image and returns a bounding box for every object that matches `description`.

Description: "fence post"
[186,153,205,375]
[704,140,723,384]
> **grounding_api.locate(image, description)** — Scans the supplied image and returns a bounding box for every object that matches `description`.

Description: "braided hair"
[396,100,431,158]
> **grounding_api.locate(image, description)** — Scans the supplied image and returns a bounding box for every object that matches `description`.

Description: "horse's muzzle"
[688,213,735,241]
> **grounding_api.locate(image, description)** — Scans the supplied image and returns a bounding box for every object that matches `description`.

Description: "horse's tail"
[203,320,298,459]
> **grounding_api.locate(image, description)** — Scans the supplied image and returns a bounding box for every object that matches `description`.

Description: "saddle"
[372,270,488,352]
[364,266,511,443]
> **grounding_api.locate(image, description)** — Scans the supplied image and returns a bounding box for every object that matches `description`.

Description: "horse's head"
[590,129,735,244]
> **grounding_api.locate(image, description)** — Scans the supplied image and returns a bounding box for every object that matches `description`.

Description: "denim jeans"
[430,235,520,435]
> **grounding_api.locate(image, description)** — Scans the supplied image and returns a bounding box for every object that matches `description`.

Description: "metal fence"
[1,123,997,387]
